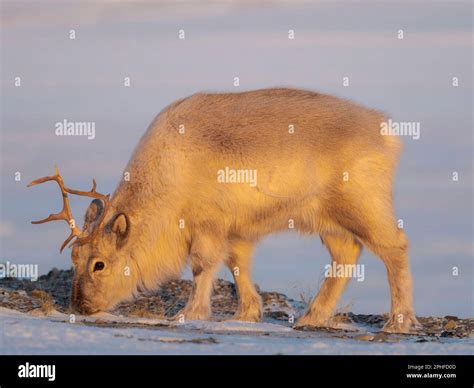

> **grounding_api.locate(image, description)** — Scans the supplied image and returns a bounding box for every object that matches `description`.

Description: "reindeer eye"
[93,261,105,272]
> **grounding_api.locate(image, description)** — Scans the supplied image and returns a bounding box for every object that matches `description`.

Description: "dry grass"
[333,300,355,324]
[31,289,55,315]
[128,306,164,320]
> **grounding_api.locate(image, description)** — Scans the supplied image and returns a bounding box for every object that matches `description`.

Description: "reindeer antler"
[28,166,110,252]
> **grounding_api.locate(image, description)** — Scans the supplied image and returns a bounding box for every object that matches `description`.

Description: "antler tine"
[28,168,82,252]
[27,175,58,188]
[28,167,111,252]
[65,178,109,202]
[60,231,78,253]
[26,166,61,188]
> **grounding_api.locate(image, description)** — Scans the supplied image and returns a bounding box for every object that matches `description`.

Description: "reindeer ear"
[110,213,129,246]
[83,199,104,231]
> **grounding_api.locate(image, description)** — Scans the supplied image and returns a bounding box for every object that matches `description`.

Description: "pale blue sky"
[1,1,472,317]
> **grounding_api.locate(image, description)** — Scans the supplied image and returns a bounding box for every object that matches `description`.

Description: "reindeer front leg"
[175,234,225,321]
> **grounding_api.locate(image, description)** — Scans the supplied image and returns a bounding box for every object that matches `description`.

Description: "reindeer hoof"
[382,313,423,334]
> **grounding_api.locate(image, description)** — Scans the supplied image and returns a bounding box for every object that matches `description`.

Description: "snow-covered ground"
[1,307,472,355]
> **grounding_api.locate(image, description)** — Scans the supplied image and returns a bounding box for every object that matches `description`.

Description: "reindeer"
[29,88,421,333]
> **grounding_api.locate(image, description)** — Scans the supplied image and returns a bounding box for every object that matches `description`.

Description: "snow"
[0,307,472,355]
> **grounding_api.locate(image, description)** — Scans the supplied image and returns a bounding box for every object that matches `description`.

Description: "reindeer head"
[28,168,136,314]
